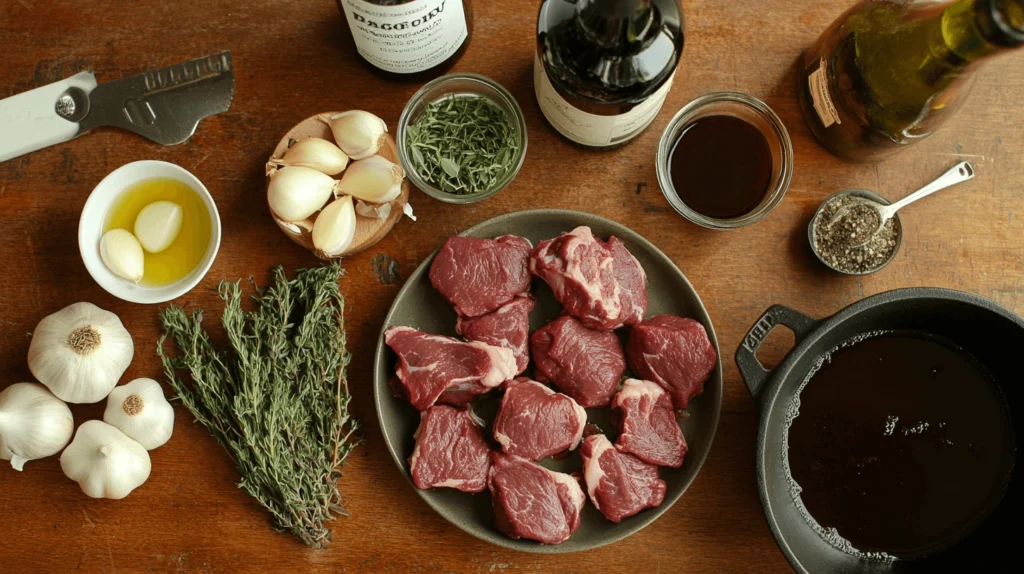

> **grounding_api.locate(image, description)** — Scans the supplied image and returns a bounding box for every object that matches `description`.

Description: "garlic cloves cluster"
[60,420,151,499]
[103,378,174,450]
[0,383,74,471]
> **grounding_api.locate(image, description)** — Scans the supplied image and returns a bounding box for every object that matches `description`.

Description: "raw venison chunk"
[613,379,687,468]
[529,226,647,330]
[456,296,535,375]
[531,315,626,408]
[385,327,516,410]
[409,405,491,493]
[581,434,667,523]
[492,378,587,460]
[429,235,533,318]
[626,315,717,409]
[488,452,586,544]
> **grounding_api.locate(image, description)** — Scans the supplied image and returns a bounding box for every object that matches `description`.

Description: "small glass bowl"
[397,73,528,204]
[656,91,794,229]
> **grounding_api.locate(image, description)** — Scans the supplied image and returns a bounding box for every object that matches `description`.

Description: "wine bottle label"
[808,58,841,128]
[340,0,467,74]
[534,54,675,147]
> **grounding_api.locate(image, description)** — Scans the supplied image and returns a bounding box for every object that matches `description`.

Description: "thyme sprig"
[158,264,359,548]
[406,94,519,195]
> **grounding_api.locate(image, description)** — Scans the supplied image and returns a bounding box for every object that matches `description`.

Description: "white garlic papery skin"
[337,155,404,204]
[60,420,151,499]
[99,229,145,283]
[312,195,357,258]
[355,199,392,220]
[269,137,350,176]
[28,302,135,404]
[267,166,340,223]
[0,383,74,471]
[103,378,174,451]
[326,110,388,160]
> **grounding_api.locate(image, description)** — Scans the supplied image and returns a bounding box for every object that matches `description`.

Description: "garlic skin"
[326,110,388,160]
[99,229,145,283]
[103,378,174,450]
[269,137,349,176]
[355,199,391,220]
[28,302,134,404]
[133,201,183,254]
[267,166,340,223]
[312,195,357,258]
[60,420,151,499]
[0,383,74,471]
[338,155,404,203]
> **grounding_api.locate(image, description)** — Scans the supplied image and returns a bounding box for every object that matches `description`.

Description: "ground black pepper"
[812,195,899,274]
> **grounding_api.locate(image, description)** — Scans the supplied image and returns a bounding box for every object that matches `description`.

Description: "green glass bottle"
[798,0,1024,161]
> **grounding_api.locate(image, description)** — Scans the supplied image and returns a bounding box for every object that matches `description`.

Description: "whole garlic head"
[103,378,174,450]
[0,383,74,471]
[60,420,151,499]
[28,302,134,404]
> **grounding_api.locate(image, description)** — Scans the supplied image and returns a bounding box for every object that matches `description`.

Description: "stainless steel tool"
[0,51,234,163]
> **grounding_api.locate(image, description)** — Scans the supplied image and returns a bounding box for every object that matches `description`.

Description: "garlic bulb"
[0,383,74,471]
[99,229,144,283]
[338,155,404,203]
[325,110,388,160]
[267,165,340,223]
[60,420,151,499]
[312,195,357,258]
[103,378,174,450]
[269,137,349,175]
[133,201,183,254]
[28,302,134,404]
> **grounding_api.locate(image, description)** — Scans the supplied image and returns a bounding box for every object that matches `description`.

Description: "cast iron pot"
[735,288,1020,573]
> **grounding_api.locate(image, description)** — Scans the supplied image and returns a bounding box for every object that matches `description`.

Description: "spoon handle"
[887,161,976,214]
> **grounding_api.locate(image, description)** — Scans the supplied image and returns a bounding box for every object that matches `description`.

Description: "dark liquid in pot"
[786,332,1015,560]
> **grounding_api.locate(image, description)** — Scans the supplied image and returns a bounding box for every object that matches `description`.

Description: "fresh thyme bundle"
[405,95,519,195]
[157,264,359,548]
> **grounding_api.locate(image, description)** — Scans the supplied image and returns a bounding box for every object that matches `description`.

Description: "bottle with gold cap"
[798,0,1024,161]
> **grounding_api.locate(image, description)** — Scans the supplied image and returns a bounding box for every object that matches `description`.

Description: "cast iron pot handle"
[735,305,819,400]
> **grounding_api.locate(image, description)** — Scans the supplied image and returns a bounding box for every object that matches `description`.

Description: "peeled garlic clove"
[312,195,357,258]
[60,420,151,500]
[267,165,340,223]
[355,199,392,220]
[103,378,174,450]
[338,155,404,204]
[269,137,350,176]
[99,229,145,283]
[326,110,388,160]
[133,201,183,254]
[0,383,74,471]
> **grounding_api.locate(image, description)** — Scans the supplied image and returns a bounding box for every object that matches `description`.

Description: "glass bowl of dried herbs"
[398,73,527,204]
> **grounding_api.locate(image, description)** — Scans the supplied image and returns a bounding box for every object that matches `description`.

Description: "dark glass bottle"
[798,0,1024,161]
[336,0,473,81]
[535,0,684,148]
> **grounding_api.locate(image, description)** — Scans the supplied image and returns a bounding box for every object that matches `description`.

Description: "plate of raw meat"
[374,209,722,553]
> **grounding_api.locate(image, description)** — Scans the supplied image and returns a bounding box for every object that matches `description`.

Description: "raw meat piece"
[492,378,587,460]
[626,315,717,409]
[612,379,687,468]
[581,434,667,523]
[385,327,516,410]
[488,452,586,544]
[409,405,491,493]
[531,315,626,408]
[456,296,535,375]
[429,235,533,318]
[529,226,647,330]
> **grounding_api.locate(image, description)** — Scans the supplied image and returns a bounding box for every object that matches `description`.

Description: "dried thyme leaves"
[405,95,518,195]
[813,196,899,274]
[157,264,359,548]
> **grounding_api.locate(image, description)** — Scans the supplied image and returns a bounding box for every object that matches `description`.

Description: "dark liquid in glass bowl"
[786,332,1016,560]
[668,115,771,219]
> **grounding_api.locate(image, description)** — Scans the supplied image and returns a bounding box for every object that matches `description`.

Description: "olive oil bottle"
[799,0,1024,161]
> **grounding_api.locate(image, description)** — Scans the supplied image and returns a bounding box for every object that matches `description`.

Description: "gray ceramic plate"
[373,209,723,553]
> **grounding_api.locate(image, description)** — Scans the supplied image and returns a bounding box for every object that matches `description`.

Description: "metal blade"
[77,51,234,145]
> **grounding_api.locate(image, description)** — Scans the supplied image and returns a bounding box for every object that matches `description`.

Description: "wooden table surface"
[2,0,1022,571]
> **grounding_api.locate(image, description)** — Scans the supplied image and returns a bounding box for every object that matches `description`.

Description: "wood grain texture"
[1,0,1022,572]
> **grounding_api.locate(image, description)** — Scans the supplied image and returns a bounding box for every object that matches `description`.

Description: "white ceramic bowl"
[79,160,221,304]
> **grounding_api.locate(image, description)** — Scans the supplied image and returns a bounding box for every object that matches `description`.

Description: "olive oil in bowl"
[103,178,212,287]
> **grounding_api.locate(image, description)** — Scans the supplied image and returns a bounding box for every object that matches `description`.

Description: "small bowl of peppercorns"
[808,189,903,275]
